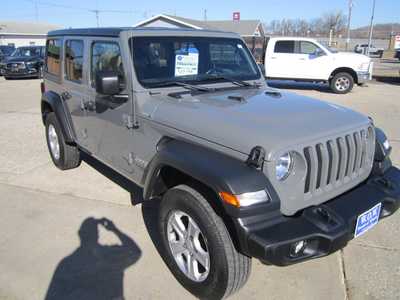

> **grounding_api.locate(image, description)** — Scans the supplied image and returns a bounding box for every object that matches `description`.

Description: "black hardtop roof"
[47,26,237,37]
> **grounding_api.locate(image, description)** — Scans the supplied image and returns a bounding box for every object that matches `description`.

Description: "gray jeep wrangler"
[41,27,400,299]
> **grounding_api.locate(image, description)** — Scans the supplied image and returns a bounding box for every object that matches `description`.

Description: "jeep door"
[85,39,139,181]
[59,37,90,147]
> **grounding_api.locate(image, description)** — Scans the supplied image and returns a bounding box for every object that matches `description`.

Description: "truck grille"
[6,62,25,70]
[303,127,374,194]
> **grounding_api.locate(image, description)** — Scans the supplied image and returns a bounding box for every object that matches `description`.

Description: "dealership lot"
[0,77,399,299]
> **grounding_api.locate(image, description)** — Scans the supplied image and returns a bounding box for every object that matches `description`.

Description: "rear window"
[65,40,84,83]
[46,39,61,76]
[274,41,295,54]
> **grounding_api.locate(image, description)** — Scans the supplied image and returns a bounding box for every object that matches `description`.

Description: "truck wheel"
[330,72,354,94]
[378,50,383,58]
[158,184,251,299]
[45,112,81,170]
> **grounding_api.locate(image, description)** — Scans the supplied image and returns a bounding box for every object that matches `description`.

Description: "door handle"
[61,91,72,100]
[299,58,306,60]
[270,56,277,59]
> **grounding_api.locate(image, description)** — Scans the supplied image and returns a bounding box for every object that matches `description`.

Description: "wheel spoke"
[194,250,209,270]
[170,214,186,239]
[186,253,196,279]
[187,218,200,238]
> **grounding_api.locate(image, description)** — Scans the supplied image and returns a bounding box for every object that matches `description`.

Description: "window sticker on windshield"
[237,44,243,49]
[175,46,199,77]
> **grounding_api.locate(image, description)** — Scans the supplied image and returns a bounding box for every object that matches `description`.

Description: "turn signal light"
[219,190,270,208]
[219,192,240,208]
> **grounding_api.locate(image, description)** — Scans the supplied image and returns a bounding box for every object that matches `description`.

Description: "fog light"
[290,240,307,257]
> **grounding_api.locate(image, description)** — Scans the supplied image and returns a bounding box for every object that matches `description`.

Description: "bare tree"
[321,11,347,37]
[266,10,346,37]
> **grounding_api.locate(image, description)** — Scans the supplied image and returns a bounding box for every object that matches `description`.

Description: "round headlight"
[276,152,293,181]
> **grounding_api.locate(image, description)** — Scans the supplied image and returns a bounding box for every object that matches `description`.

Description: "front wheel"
[330,72,354,94]
[158,184,251,299]
[45,112,81,170]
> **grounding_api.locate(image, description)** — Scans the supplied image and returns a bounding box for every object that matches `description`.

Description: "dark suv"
[3,46,45,79]
[0,45,15,75]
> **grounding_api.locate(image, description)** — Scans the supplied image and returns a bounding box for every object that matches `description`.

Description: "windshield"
[11,47,42,58]
[0,46,14,56]
[130,36,260,88]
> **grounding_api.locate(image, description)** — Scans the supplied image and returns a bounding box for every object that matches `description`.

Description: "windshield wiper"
[151,81,213,92]
[200,75,260,88]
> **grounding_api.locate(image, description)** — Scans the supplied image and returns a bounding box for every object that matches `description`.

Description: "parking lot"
[0,76,399,300]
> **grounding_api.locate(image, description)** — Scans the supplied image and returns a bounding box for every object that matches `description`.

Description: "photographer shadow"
[45,217,141,300]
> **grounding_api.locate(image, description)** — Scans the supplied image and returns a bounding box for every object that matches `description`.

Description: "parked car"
[41,27,400,299]
[0,45,16,75]
[259,37,373,94]
[354,44,384,57]
[2,46,45,79]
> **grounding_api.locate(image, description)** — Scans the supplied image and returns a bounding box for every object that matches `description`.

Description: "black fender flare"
[142,139,281,255]
[142,139,279,210]
[41,91,76,144]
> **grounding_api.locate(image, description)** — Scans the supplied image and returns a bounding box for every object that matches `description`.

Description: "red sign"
[233,12,240,21]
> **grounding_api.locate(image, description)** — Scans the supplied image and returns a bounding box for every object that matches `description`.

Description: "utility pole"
[367,0,376,56]
[93,10,100,27]
[203,9,207,21]
[345,0,353,51]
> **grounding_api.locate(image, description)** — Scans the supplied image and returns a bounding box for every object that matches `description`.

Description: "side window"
[274,41,295,54]
[298,41,320,55]
[65,40,84,83]
[46,39,61,76]
[91,41,125,89]
[209,43,255,74]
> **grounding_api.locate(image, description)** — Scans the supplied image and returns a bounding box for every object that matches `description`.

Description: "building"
[135,14,266,61]
[0,21,60,47]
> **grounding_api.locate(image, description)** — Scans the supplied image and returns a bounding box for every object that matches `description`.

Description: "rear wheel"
[45,112,81,170]
[330,72,354,94]
[158,184,251,299]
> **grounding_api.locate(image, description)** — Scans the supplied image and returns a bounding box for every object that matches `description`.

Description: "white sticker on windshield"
[175,47,199,77]
[237,44,243,49]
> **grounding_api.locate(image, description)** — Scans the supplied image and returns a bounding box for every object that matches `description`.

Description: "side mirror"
[258,63,266,77]
[95,71,120,95]
[313,49,326,57]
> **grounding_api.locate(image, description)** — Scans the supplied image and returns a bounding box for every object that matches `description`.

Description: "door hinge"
[122,114,139,130]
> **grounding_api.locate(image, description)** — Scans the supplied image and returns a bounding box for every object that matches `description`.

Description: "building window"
[46,39,61,76]
[65,40,84,83]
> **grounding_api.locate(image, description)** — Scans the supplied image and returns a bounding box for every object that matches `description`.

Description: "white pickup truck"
[259,37,373,94]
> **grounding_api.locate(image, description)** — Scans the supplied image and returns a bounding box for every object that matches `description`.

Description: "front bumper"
[234,166,400,266]
[3,68,39,78]
[357,62,374,84]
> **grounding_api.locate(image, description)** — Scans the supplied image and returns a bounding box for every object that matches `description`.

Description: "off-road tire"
[330,72,354,94]
[158,184,251,299]
[45,112,81,170]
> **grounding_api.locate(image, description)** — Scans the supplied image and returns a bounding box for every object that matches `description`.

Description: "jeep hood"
[151,87,370,159]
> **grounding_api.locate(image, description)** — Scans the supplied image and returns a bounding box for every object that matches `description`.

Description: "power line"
[23,0,142,27]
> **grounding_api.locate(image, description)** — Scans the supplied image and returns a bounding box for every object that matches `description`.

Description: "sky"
[0,0,399,29]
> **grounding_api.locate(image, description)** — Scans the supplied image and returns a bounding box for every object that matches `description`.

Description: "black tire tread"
[45,112,81,170]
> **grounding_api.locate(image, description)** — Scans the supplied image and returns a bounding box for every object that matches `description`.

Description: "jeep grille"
[303,126,374,194]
